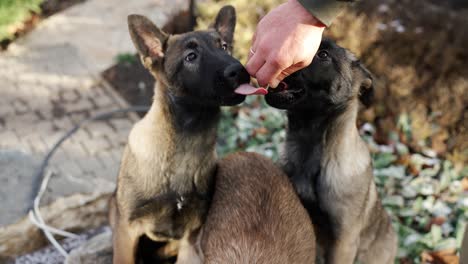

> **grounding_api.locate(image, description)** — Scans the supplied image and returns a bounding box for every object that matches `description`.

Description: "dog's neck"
[285,101,370,182]
[167,93,221,134]
[128,82,219,193]
[285,103,352,154]
[147,81,220,140]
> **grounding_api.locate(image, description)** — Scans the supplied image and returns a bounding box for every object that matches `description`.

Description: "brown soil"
[1,0,86,50]
[327,0,468,166]
[102,57,155,114]
[102,1,195,116]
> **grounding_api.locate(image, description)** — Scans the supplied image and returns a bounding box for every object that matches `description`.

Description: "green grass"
[0,0,43,41]
[115,53,138,65]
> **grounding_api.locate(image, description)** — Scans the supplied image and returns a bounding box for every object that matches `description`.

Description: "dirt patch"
[327,0,468,167]
[101,1,196,116]
[102,57,155,114]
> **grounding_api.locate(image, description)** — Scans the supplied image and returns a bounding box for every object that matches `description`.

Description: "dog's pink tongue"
[234,84,268,95]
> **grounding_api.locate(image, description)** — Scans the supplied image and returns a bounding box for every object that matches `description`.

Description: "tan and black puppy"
[109,6,257,264]
[176,152,316,264]
[265,39,397,264]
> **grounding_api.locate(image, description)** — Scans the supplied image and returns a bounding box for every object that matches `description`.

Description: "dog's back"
[199,152,316,263]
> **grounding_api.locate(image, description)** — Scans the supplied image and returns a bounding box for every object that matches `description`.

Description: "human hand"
[246,0,325,88]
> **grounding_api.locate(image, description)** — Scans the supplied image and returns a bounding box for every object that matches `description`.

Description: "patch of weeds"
[115,53,138,65]
[0,0,43,41]
[217,96,286,160]
[360,123,466,263]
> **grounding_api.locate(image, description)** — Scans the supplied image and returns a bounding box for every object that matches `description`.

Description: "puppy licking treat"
[109,6,261,263]
[265,39,397,264]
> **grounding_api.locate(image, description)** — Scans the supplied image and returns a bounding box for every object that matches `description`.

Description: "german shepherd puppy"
[109,6,262,263]
[265,39,397,264]
[176,152,316,264]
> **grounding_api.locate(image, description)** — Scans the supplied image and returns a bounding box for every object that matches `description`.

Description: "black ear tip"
[359,78,374,108]
[128,14,141,24]
[128,14,154,27]
[219,5,236,16]
[221,5,235,12]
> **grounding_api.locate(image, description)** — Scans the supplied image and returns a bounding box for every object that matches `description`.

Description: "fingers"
[275,71,290,85]
[256,63,282,88]
[246,30,281,87]
[247,33,306,88]
[245,51,265,78]
[246,32,257,64]
[248,47,255,61]
[247,53,287,88]
[257,54,292,87]
[247,51,307,88]
[247,38,256,61]
[276,62,308,81]
[274,60,312,85]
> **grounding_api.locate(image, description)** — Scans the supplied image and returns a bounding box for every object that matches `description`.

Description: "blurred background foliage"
[0,0,83,48]
[197,0,467,263]
[0,0,42,40]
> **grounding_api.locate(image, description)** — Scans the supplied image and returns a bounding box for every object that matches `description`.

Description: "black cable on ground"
[29,106,150,209]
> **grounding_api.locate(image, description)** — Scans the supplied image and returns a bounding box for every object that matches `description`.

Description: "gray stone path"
[0,151,40,227]
[0,0,187,228]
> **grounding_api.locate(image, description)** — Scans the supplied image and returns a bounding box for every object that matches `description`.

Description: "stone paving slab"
[0,151,40,227]
[0,0,188,227]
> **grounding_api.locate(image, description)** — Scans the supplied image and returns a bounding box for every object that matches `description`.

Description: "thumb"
[274,63,305,83]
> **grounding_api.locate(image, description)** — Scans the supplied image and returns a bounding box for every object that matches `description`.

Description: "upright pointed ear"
[128,14,168,67]
[213,5,236,45]
[356,63,374,108]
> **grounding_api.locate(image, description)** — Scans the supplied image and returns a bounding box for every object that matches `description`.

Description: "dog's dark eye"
[221,42,228,51]
[185,52,197,62]
[317,50,329,59]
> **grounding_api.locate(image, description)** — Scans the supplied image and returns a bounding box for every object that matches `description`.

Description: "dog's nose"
[223,63,248,83]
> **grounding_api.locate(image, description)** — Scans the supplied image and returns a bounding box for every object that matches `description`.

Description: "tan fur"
[111,7,245,263]
[124,86,217,198]
[317,102,397,264]
[110,74,217,264]
[177,152,316,264]
[272,41,398,264]
[461,227,468,264]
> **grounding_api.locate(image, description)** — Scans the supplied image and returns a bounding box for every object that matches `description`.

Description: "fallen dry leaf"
[430,216,447,227]
[431,248,459,264]
[461,177,468,191]
[422,251,435,263]
[253,127,268,135]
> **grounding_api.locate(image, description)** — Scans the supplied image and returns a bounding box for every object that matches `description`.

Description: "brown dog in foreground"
[109,6,253,264]
[176,152,316,264]
[265,40,397,264]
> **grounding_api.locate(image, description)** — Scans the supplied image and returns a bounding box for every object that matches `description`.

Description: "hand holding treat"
[246,0,326,88]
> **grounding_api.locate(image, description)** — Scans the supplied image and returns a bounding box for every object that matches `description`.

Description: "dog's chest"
[286,138,370,223]
[290,165,319,204]
[128,114,216,183]
[284,139,320,203]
